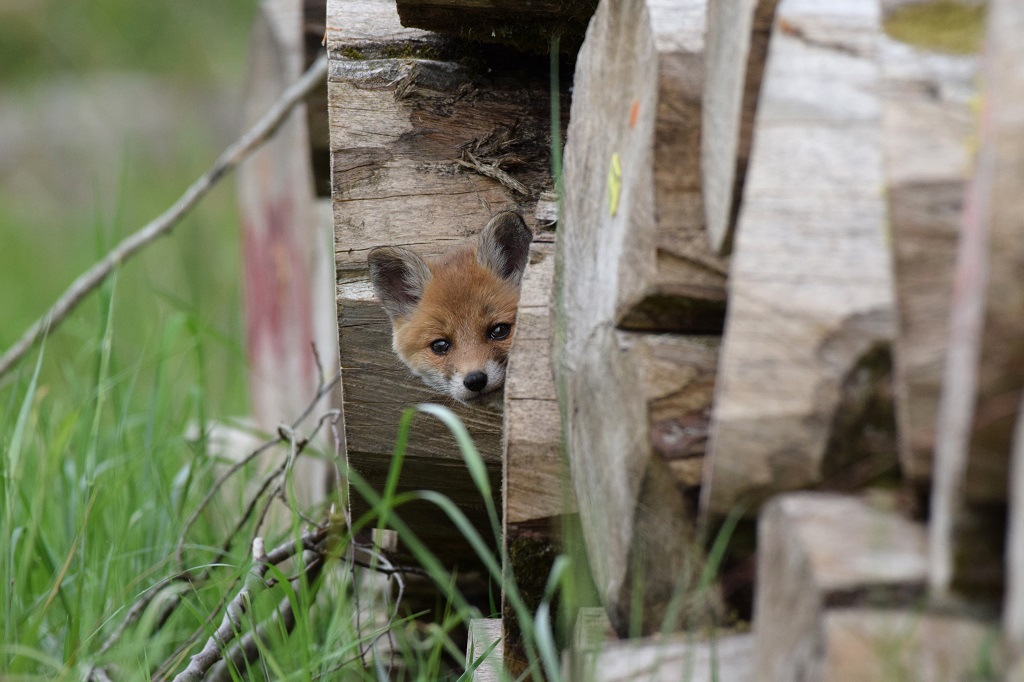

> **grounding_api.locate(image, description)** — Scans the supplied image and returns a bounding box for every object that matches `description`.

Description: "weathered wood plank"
[504,242,568,524]
[501,241,576,676]
[818,609,996,682]
[569,629,755,682]
[554,0,723,637]
[881,34,976,488]
[1005,396,1024,679]
[558,0,726,338]
[394,0,596,54]
[703,0,896,517]
[755,493,930,681]
[465,618,503,682]
[930,0,1024,603]
[327,0,562,567]
[239,0,340,507]
[701,0,781,255]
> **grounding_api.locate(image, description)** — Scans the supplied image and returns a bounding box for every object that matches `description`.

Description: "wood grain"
[555,0,722,635]
[504,242,569,524]
[501,242,575,676]
[755,493,929,681]
[465,619,503,682]
[327,0,562,567]
[930,0,1024,603]
[703,0,896,516]
[571,629,755,682]
[701,0,781,255]
[1005,395,1024,675]
[881,36,976,488]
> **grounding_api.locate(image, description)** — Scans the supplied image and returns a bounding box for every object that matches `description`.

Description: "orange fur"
[392,246,519,399]
[368,211,532,407]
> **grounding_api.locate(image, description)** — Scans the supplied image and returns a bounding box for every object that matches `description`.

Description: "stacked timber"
[701,0,897,517]
[928,0,1024,611]
[325,0,566,567]
[555,0,1020,676]
[701,0,781,256]
[756,492,993,680]
[881,9,977,491]
[555,0,725,637]
[316,0,1024,677]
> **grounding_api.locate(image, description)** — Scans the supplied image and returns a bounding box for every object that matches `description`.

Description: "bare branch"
[173,375,340,573]
[172,540,274,682]
[0,53,329,380]
[206,552,327,682]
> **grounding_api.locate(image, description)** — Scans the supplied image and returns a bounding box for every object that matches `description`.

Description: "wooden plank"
[701,0,781,255]
[465,618,503,682]
[554,0,723,637]
[558,0,726,337]
[501,241,574,676]
[570,630,755,682]
[818,609,996,682]
[238,0,341,507]
[881,34,977,487]
[326,0,563,567]
[754,493,929,681]
[703,0,896,517]
[504,241,570,525]
[559,330,719,636]
[1006,396,1024,679]
[930,0,1024,603]
[394,0,596,54]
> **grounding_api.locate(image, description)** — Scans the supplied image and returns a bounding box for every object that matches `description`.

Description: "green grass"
[0,0,257,87]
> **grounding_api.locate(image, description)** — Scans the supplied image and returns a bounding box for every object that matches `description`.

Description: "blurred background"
[0,0,259,413]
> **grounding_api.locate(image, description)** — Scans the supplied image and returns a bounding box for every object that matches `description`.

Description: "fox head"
[367,212,534,408]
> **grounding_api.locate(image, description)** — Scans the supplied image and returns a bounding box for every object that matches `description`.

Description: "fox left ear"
[477,211,533,286]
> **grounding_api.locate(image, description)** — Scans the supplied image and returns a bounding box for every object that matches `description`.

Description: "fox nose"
[463,372,488,393]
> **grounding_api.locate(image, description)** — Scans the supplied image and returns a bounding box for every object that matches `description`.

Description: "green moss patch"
[884,1,985,55]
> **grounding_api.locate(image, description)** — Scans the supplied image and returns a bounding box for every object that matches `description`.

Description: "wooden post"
[465,619,503,682]
[881,30,977,488]
[1006,397,1024,680]
[929,0,1024,604]
[703,0,896,517]
[238,0,339,507]
[501,238,578,675]
[701,0,781,255]
[326,0,562,567]
[555,0,723,635]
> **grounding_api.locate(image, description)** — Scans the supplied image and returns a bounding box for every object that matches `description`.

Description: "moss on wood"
[884,1,985,54]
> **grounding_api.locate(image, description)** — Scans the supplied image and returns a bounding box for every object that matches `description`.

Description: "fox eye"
[488,323,511,340]
[430,339,451,355]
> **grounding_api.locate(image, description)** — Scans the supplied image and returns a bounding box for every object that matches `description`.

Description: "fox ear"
[477,211,533,285]
[368,246,432,321]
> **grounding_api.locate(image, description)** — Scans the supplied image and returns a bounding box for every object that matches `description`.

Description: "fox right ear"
[477,211,533,286]
[367,246,432,321]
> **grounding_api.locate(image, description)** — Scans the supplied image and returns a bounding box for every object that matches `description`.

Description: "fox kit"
[368,212,533,408]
